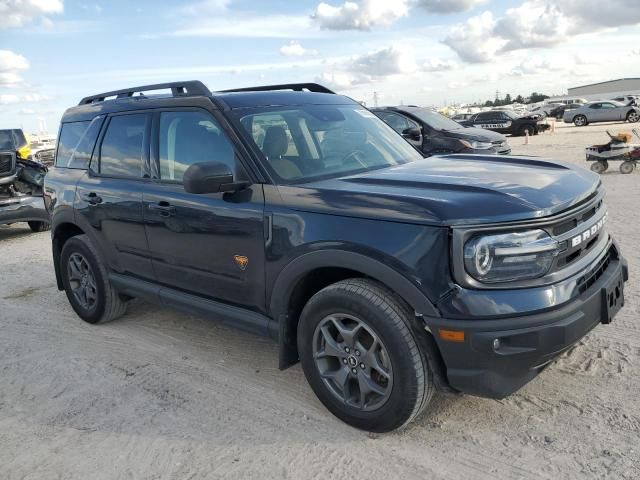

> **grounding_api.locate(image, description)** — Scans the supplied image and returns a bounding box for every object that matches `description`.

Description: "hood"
[280,155,600,226]
[442,127,506,143]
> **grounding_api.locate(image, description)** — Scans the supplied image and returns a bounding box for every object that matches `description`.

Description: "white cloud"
[0,93,49,105]
[0,50,30,86]
[0,0,63,28]
[510,57,564,76]
[557,0,640,28]
[167,15,314,38]
[422,57,457,72]
[0,94,20,105]
[315,72,370,90]
[494,1,570,51]
[415,0,486,13]
[445,0,640,64]
[179,0,230,16]
[348,45,418,76]
[312,0,409,30]
[443,11,505,63]
[279,41,318,57]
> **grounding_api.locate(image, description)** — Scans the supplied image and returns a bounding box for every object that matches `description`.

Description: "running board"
[109,273,275,338]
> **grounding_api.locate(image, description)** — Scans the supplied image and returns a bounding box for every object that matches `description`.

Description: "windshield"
[404,108,462,131]
[0,130,17,150]
[235,104,422,183]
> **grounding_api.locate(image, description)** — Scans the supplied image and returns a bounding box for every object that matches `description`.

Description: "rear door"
[75,112,155,280]
[142,108,266,312]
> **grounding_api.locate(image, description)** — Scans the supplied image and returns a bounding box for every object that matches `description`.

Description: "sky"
[1,0,639,133]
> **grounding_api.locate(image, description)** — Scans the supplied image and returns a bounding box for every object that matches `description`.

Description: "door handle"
[148,201,176,217]
[81,192,102,205]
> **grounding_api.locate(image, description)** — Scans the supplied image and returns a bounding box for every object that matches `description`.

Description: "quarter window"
[159,111,236,181]
[100,114,148,177]
[56,121,91,167]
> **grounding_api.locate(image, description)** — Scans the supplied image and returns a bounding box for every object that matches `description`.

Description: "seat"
[262,126,301,179]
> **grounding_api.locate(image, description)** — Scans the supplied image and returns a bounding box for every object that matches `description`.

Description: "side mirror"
[402,127,422,142]
[183,162,247,194]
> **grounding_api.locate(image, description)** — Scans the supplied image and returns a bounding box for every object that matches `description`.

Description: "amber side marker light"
[439,329,465,342]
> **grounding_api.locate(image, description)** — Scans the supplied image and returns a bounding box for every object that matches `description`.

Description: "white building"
[561,78,640,101]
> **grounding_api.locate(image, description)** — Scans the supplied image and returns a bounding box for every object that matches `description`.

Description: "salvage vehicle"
[563,101,640,126]
[460,110,550,136]
[45,81,628,432]
[372,106,511,155]
[0,129,50,232]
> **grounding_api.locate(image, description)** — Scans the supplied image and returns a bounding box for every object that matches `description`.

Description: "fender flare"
[270,250,440,319]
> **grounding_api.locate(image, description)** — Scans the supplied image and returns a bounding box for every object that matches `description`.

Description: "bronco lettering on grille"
[570,213,607,248]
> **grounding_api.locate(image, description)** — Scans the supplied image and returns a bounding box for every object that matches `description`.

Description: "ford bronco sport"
[45,81,628,432]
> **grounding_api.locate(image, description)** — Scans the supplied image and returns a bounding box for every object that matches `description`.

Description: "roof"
[61,81,356,123]
[569,78,640,90]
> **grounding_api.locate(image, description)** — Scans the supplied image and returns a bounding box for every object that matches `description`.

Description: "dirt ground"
[1,121,638,480]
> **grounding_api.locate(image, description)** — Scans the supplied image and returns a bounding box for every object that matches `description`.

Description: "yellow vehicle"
[0,128,31,159]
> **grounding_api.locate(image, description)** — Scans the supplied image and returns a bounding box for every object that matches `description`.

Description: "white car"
[563,101,640,126]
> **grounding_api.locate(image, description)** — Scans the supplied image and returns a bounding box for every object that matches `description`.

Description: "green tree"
[504,93,512,104]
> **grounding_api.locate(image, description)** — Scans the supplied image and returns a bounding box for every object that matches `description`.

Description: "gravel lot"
[1,121,638,480]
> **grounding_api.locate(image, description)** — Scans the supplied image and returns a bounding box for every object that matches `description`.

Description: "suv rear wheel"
[297,278,434,432]
[60,234,127,324]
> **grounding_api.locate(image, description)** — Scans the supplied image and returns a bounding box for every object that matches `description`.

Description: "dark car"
[372,106,511,156]
[549,103,582,120]
[461,110,550,136]
[0,129,50,232]
[45,81,627,432]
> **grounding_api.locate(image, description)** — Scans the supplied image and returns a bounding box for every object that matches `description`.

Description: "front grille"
[546,194,607,273]
[0,152,15,177]
[35,149,55,165]
[577,249,611,294]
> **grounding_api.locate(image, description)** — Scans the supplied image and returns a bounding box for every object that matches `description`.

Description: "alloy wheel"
[67,252,98,310]
[312,313,393,411]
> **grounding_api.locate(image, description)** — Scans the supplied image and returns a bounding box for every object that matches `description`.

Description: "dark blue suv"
[45,81,628,432]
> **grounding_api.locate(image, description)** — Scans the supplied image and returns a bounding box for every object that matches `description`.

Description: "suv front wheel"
[297,278,434,432]
[60,234,128,324]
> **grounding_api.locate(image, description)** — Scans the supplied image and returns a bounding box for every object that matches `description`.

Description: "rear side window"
[57,118,103,169]
[56,121,91,167]
[100,114,149,177]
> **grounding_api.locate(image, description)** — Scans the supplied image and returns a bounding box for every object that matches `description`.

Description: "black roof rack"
[78,80,212,105]
[220,83,335,94]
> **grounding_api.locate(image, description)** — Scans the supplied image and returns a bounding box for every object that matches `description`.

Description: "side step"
[109,273,276,338]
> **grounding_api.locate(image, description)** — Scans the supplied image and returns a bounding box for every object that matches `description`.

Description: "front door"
[142,109,266,312]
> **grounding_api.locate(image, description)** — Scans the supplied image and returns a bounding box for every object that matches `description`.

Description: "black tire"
[297,278,434,432]
[590,161,608,174]
[27,221,50,232]
[620,161,635,174]
[573,115,588,127]
[60,234,127,324]
[626,111,640,123]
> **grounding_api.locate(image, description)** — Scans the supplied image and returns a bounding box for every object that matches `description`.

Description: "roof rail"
[220,83,335,94]
[78,80,211,105]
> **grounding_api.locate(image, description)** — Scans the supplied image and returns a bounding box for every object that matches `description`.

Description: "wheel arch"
[52,221,87,290]
[269,250,441,369]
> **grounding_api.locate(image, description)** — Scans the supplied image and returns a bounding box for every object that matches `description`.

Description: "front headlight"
[463,229,559,283]
[459,139,493,150]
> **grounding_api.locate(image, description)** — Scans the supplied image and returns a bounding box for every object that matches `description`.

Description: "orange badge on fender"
[234,255,249,271]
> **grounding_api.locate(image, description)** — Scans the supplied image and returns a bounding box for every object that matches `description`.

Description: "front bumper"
[427,249,628,399]
[0,195,49,225]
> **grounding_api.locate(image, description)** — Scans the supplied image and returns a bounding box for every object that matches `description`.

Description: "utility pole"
[373,91,379,108]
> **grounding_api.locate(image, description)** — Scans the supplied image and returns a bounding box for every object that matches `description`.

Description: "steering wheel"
[342,150,368,168]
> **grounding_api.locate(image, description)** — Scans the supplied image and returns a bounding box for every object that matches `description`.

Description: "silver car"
[563,101,640,126]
